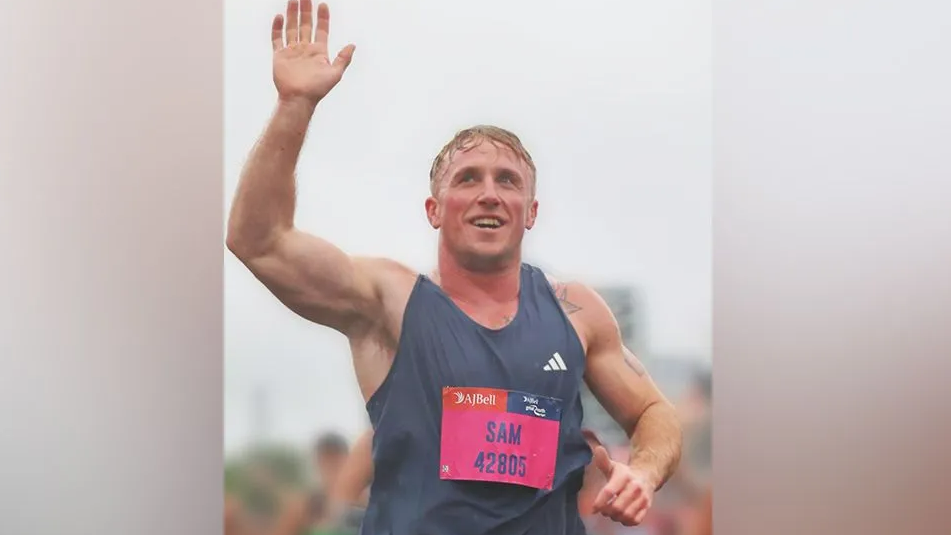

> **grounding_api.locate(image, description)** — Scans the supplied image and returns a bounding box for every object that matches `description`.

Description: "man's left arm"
[569,283,683,523]
[588,343,682,489]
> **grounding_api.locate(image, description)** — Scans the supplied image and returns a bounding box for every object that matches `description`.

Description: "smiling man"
[226,2,683,535]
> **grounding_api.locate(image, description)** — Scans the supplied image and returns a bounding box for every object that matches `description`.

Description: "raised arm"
[227,1,396,335]
[566,282,683,526]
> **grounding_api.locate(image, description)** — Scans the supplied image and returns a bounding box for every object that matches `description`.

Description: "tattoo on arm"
[553,283,583,315]
[623,346,646,377]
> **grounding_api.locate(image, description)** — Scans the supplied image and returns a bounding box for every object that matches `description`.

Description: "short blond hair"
[429,125,537,196]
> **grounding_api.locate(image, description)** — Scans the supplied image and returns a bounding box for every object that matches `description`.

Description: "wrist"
[628,459,664,491]
[276,94,319,116]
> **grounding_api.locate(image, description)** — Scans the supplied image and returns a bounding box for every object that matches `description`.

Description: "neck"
[434,246,522,305]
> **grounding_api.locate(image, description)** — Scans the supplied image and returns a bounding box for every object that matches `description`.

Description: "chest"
[452,299,519,331]
[408,297,586,401]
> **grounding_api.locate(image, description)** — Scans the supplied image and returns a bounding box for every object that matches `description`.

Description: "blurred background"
[225,1,711,534]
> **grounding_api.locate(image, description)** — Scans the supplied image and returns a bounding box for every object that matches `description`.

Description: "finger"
[298,0,314,43]
[591,486,617,513]
[592,445,614,478]
[600,482,640,523]
[271,14,285,51]
[608,482,642,514]
[332,44,356,71]
[632,503,650,525]
[591,475,626,513]
[285,0,300,44]
[314,2,330,52]
[616,492,647,525]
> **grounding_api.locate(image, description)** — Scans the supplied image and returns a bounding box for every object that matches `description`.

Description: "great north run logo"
[453,391,498,407]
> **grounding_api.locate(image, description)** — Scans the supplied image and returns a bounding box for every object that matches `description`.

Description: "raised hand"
[271,1,355,105]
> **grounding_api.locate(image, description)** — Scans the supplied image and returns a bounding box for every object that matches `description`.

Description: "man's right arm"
[226,98,386,335]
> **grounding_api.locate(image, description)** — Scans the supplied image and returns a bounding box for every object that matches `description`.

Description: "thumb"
[592,445,614,477]
[333,43,356,71]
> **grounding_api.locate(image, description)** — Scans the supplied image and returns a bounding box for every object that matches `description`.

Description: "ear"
[424,196,441,229]
[525,198,538,230]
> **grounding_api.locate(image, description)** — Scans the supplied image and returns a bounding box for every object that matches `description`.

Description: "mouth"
[469,216,506,230]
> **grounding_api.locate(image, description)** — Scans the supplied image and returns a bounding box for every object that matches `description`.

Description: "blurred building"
[595,286,649,356]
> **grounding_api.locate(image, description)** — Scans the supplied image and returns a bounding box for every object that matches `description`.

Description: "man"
[312,432,350,495]
[302,433,353,531]
[226,2,683,534]
[327,430,373,509]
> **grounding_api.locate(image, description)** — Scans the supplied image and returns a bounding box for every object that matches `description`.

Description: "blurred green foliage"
[225,442,309,519]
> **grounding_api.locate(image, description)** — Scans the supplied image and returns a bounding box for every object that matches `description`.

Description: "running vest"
[362,263,591,535]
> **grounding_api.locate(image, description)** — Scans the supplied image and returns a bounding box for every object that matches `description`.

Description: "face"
[425,140,538,271]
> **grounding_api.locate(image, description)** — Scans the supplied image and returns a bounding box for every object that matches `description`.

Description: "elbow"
[225,230,251,260]
[224,212,248,257]
[225,221,285,261]
[225,231,245,254]
[225,208,269,260]
[627,399,681,436]
[225,229,269,262]
[656,399,683,434]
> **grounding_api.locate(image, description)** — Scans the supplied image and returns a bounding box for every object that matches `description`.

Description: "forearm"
[227,97,318,257]
[627,401,683,491]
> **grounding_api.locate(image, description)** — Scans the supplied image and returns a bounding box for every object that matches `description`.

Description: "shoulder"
[543,274,619,341]
[351,256,420,334]
[350,256,419,297]
[543,273,611,315]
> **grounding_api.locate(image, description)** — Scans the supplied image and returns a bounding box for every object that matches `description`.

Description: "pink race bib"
[439,387,563,491]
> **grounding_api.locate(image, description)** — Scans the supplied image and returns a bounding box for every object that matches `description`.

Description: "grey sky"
[224,0,711,453]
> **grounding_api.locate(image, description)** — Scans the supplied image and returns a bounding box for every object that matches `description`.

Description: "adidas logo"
[543,352,568,372]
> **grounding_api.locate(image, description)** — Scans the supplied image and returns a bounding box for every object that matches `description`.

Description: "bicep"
[239,229,381,333]
[568,283,667,430]
[584,339,668,433]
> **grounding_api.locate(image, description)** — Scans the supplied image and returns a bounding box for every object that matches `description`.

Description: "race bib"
[439,386,562,490]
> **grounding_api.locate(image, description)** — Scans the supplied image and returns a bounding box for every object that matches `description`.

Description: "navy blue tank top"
[362,263,591,535]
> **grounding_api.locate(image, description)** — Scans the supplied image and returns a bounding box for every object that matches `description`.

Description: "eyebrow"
[452,165,524,181]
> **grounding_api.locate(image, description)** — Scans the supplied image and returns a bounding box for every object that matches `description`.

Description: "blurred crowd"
[224,371,712,535]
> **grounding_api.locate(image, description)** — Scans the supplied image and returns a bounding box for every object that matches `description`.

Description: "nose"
[476,176,501,207]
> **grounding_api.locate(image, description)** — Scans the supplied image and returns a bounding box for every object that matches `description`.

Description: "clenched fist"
[270,1,355,105]
[590,445,656,527]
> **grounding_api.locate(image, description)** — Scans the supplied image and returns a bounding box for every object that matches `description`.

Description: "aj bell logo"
[521,395,546,417]
[453,391,498,406]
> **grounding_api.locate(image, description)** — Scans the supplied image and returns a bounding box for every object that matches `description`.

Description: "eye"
[460,171,476,182]
[497,172,518,185]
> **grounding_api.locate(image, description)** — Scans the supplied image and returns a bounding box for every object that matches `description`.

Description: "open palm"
[271,1,355,104]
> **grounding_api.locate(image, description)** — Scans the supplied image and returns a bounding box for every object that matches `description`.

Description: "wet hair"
[429,125,537,196]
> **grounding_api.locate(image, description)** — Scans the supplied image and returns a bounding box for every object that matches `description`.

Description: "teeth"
[473,218,502,228]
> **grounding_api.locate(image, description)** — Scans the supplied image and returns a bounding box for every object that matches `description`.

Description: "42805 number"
[473,451,527,477]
